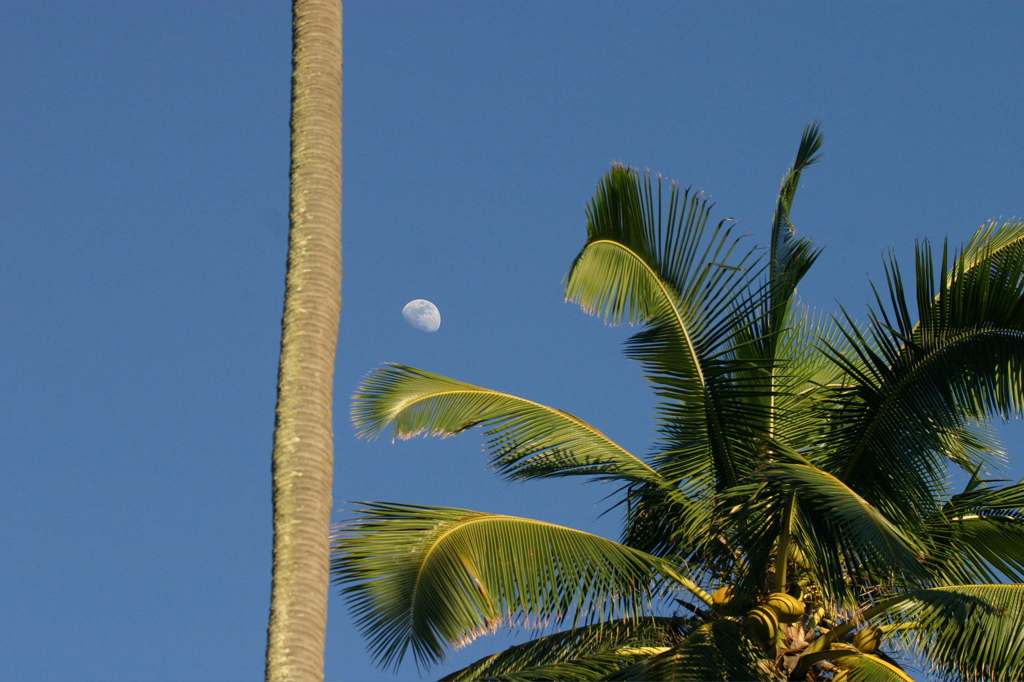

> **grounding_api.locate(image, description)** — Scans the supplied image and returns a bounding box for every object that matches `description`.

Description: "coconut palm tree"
[266,1,342,680]
[333,125,1024,681]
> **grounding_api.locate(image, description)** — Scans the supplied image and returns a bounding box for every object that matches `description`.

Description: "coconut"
[743,605,779,642]
[712,586,734,606]
[765,592,804,623]
[711,586,749,617]
[853,625,881,653]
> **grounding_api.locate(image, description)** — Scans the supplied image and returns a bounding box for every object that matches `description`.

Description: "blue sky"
[2,2,1024,680]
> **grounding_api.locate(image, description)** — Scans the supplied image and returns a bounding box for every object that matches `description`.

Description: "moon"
[402,299,441,332]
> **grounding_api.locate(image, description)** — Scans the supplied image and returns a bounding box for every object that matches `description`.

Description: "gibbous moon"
[402,299,441,332]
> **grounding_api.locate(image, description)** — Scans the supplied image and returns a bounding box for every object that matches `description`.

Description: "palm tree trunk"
[266,1,342,680]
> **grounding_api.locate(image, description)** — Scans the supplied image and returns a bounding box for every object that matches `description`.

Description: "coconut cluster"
[711,587,805,642]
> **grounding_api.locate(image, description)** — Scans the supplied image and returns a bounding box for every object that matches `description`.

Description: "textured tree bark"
[266,1,342,680]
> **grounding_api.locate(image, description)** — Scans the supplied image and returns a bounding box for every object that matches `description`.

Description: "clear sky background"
[2,2,1024,681]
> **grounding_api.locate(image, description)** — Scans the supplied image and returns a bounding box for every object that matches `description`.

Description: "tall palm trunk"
[266,1,342,680]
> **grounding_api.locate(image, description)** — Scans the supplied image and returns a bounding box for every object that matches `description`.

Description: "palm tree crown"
[334,126,1024,681]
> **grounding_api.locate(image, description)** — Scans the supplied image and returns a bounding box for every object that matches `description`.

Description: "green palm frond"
[565,165,771,492]
[708,481,795,599]
[947,479,1024,510]
[719,458,920,606]
[737,124,824,494]
[608,620,778,681]
[566,165,755,327]
[439,617,693,681]
[931,514,1024,583]
[952,219,1024,286]
[723,311,850,589]
[452,648,666,682]
[617,479,716,560]
[816,304,952,524]
[766,121,824,339]
[332,503,705,670]
[762,307,853,455]
[788,497,863,606]
[933,419,1006,475]
[620,319,843,565]
[637,330,773,491]
[889,584,1024,682]
[822,222,1024,523]
[925,481,1024,583]
[830,650,915,682]
[351,364,673,492]
[761,458,925,579]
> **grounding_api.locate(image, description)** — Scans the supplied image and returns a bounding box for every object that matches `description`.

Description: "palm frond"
[924,481,1024,583]
[821,222,1024,523]
[766,121,824,338]
[440,617,692,681]
[953,219,1024,285]
[566,165,755,327]
[565,165,771,492]
[830,650,915,682]
[617,479,715,560]
[758,307,853,461]
[455,648,667,682]
[888,584,1024,682]
[930,515,1024,584]
[718,458,920,607]
[759,450,928,590]
[351,364,673,491]
[947,479,1024,510]
[710,481,797,599]
[608,620,779,681]
[934,419,1006,476]
[332,503,703,670]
